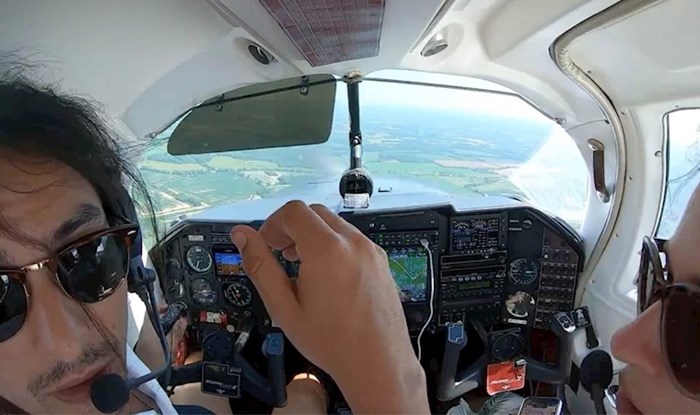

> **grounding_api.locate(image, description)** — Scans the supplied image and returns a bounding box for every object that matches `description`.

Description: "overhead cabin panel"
[259,0,386,67]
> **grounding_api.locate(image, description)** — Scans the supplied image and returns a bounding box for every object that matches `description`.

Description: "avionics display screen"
[451,215,502,252]
[458,280,492,291]
[214,249,245,276]
[387,248,428,302]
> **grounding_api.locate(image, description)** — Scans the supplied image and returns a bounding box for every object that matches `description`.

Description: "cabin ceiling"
[569,0,700,108]
[8,0,690,141]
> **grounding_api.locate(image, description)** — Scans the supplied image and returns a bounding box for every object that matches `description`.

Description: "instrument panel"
[153,202,583,335]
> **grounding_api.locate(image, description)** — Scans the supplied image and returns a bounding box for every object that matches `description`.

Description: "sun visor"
[167,74,337,155]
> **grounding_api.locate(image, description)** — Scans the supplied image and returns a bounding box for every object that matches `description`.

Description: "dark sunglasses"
[637,236,700,401]
[0,223,138,342]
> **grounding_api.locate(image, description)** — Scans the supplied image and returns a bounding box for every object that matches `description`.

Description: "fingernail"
[232,232,248,249]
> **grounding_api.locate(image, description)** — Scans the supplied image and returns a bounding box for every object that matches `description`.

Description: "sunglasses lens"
[638,248,654,313]
[56,232,129,303]
[644,259,656,306]
[664,288,700,395]
[0,274,27,342]
[638,238,667,314]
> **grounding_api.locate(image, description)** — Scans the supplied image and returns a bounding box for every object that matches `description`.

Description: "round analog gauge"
[186,245,212,273]
[166,259,182,276]
[509,258,539,285]
[190,278,218,306]
[223,281,252,307]
[491,332,523,361]
[505,291,535,318]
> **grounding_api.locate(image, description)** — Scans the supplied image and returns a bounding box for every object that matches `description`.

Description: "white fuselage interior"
[3,1,698,413]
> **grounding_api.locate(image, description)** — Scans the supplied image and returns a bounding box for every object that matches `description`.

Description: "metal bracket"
[588,138,610,203]
[213,94,225,112]
[299,75,310,96]
[342,70,363,84]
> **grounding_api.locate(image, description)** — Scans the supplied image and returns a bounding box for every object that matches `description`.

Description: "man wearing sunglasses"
[0,67,429,414]
[612,188,700,414]
[0,71,190,413]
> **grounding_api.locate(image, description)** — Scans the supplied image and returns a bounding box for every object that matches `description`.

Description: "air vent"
[421,32,448,57]
[248,43,273,65]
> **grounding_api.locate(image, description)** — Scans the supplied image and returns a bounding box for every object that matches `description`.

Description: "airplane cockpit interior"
[3,0,700,414]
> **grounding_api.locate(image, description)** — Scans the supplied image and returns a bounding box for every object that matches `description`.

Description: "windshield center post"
[339,74,373,208]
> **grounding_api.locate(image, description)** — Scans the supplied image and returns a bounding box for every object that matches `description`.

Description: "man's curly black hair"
[0,60,159,244]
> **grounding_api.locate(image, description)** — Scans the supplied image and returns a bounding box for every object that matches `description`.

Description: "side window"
[657,109,700,238]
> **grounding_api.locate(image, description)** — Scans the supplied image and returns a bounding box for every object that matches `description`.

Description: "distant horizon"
[139,99,588,245]
[333,71,549,122]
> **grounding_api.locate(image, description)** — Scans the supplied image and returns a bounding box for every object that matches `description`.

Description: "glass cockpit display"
[214,248,246,276]
[387,248,428,302]
[451,215,503,252]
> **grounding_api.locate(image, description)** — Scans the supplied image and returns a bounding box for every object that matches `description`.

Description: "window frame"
[655,108,700,240]
[618,108,700,300]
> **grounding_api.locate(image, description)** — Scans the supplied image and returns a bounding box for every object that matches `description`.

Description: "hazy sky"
[348,69,548,121]
[668,108,700,146]
[160,70,550,139]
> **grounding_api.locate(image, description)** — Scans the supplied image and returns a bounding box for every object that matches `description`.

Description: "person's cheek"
[88,285,128,349]
[611,301,665,377]
[0,343,44,413]
[111,286,128,340]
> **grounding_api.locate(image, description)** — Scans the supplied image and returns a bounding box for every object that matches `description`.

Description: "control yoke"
[166,329,287,408]
[437,314,576,401]
[437,321,487,401]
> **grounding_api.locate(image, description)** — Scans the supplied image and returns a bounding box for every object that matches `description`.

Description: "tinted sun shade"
[167,74,337,155]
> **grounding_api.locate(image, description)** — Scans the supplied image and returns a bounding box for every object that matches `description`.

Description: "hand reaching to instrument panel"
[230,201,429,414]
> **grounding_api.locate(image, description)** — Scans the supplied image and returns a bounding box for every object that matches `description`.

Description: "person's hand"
[157,305,189,366]
[230,201,429,414]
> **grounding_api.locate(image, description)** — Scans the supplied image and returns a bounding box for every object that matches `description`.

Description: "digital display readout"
[214,251,246,276]
[458,280,492,291]
[451,216,502,252]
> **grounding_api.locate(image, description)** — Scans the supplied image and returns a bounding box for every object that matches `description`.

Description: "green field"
[140,149,518,218]
[141,160,206,173]
[207,156,280,171]
[136,106,560,238]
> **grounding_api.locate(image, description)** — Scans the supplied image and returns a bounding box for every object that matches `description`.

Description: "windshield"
[138,71,588,242]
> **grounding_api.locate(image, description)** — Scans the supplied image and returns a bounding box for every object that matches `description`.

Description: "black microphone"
[90,374,138,414]
[580,350,613,415]
[91,278,172,413]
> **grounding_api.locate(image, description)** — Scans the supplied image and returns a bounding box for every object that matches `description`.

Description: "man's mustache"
[27,341,118,397]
